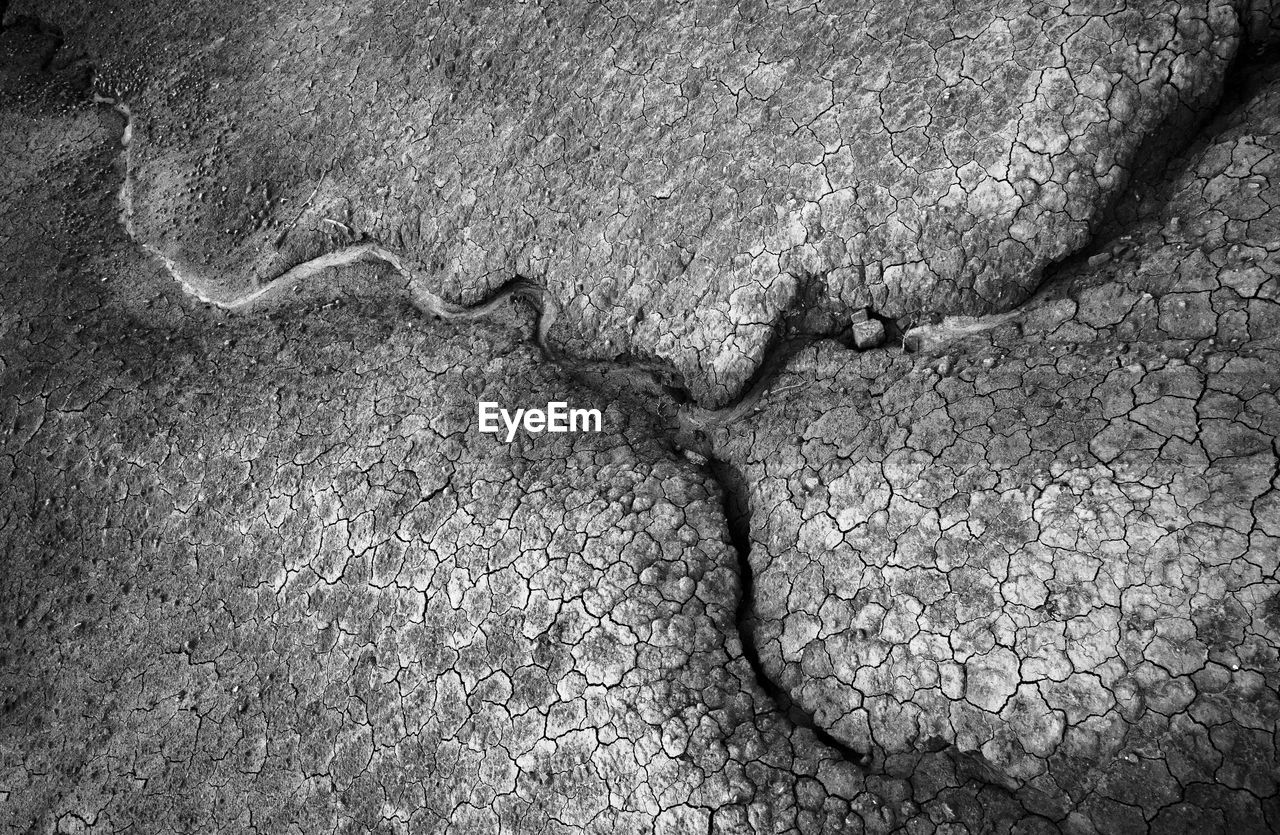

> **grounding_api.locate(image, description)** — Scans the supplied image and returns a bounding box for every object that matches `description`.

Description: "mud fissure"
[710,456,872,767]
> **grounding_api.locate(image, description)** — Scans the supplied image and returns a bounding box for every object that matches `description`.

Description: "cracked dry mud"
[10,0,1280,405]
[709,61,1280,830]
[1,3,1279,835]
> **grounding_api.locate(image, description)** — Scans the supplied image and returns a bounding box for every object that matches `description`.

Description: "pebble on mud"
[851,319,885,350]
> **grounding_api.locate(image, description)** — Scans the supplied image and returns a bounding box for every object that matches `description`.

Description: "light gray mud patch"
[6,0,1268,405]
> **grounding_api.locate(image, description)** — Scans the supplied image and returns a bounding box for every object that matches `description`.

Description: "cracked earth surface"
[0,32,1077,834]
[710,62,1280,831]
[10,0,1280,405]
[2,2,1280,834]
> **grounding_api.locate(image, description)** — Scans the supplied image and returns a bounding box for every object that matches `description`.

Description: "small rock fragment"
[851,319,885,350]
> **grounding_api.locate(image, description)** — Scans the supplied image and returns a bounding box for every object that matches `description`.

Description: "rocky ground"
[2,3,1279,833]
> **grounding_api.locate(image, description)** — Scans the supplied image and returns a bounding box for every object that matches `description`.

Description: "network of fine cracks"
[93,36,1279,794]
[4,5,1280,833]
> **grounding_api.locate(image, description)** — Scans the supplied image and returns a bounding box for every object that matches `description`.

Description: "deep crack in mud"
[710,455,875,769]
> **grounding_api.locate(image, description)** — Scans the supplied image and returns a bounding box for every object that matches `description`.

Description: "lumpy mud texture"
[711,67,1280,831]
[5,0,1271,404]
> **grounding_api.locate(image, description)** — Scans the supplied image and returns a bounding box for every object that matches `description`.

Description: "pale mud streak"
[36,0,1267,407]
[901,311,1024,354]
[103,98,550,326]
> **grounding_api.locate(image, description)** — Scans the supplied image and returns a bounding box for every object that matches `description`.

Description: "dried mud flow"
[1,3,1279,834]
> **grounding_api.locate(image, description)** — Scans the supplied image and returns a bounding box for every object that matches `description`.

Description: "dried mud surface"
[0,27,1057,834]
[711,63,1280,831]
[2,6,1280,835]
[9,0,1278,404]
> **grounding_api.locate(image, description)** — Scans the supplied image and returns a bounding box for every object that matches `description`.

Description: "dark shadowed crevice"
[1090,38,1280,245]
[496,287,877,771]
[707,456,872,769]
[892,44,1280,345]
[893,43,1280,351]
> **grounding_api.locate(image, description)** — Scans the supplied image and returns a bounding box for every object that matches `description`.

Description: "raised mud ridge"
[11,0,1280,407]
